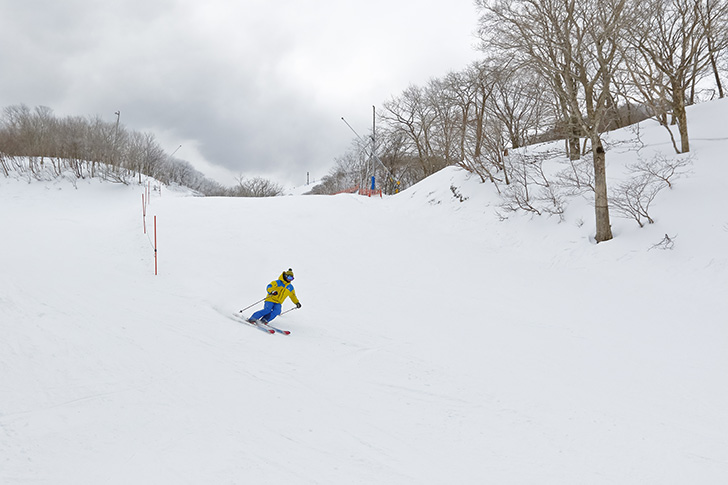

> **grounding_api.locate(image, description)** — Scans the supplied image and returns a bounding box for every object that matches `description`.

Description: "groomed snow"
[1,99,727,484]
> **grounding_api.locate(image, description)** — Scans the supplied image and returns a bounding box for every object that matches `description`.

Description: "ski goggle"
[284,274,294,282]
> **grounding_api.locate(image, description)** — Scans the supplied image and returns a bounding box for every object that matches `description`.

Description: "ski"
[260,322,291,335]
[232,312,291,335]
[248,320,276,334]
[232,312,275,334]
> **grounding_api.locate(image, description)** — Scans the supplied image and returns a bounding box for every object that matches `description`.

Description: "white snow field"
[1,99,727,484]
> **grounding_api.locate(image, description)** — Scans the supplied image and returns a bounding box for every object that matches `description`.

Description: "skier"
[249,268,302,324]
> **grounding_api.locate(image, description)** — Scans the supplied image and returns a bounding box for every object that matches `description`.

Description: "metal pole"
[239,297,267,313]
[280,307,300,316]
[372,105,376,157]
[154,216,158,276]
[341,116,398,190]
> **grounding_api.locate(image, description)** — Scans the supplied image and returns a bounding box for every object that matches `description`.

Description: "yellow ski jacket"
[264,274,300,305]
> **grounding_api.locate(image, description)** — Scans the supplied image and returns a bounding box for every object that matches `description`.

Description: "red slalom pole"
[154,216,158,275]
[142,194,146,233]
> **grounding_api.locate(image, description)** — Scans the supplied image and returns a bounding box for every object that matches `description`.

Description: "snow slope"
[1,99,727,484]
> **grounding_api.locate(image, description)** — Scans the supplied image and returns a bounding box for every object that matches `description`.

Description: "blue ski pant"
[250,301,282,323]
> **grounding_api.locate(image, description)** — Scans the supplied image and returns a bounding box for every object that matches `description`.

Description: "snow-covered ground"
[1,99,727,484]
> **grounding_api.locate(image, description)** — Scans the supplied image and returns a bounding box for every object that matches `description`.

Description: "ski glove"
[270,291,278,296]
[296,302,302,308]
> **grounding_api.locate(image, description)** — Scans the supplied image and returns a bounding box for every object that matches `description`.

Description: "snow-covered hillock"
[399,97,728,262]
[1,99,727,484]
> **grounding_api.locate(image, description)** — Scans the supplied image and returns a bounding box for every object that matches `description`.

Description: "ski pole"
[280,306,300,316]
[239,297,266,313]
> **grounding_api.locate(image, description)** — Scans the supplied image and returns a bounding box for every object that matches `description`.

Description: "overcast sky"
[1,0,482,187]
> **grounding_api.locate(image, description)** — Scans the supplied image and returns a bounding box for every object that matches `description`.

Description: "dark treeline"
[313,0,727,240]
[0,104,282,197]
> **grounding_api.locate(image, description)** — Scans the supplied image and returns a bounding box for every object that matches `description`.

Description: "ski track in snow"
[2,99,728,483]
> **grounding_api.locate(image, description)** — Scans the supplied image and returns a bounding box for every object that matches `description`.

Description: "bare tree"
[382,85,446,177]
[700,0,728,98]
[309,144,368,195]
[450,61,502,184]
[0,152,9,177]
[234,176,284,197]
[0,104,243,195]
[369,126,418,194]
[488,64,549,150]
[500,150,566,219]
[609,153,692,226]
[623,0,717,153]
[477,0,633,242]
[426,77,462,168]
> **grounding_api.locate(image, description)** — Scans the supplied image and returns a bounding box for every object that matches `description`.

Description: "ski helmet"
[283,268,294,282]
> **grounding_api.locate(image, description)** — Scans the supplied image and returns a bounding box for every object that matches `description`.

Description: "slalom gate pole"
[239,297,266,313]
[142,194,146,233]
[154,216,158,276]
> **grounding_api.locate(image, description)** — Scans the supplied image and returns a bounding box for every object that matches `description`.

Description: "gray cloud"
[1,0,480,187]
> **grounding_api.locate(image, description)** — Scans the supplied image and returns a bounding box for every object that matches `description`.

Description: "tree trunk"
[710,51,724,98]
[705,8,725,99]
[592,140,613,242]
[674,90,690,153]
[568,134,581,161]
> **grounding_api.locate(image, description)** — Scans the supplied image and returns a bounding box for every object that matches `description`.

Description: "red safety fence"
[332,185,383,197]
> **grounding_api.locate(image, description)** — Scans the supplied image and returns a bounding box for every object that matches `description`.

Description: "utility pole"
[113,111,121,175]
[372,105,376,153]
[341,115,398,194]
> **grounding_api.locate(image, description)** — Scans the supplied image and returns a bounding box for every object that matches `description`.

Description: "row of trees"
[0,104,282,197]
[314,0,727,241]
